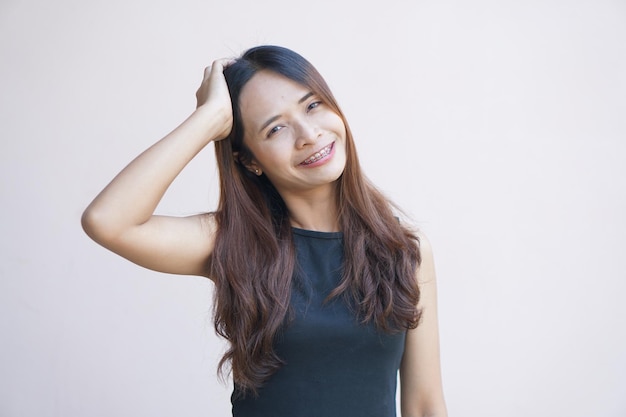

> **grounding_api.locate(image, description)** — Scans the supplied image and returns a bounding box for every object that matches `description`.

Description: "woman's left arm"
[400,234,448,417]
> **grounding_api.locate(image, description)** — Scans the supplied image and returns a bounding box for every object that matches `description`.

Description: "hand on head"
[195,58,237,141]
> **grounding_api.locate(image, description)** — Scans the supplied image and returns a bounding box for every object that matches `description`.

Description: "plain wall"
[1,0,625,416]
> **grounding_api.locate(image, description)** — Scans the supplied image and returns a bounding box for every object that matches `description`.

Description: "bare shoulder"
[415,230,436,285]
[399,222,434,276]
[414,228,432,252]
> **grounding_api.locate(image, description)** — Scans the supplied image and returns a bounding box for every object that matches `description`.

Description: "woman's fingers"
[195,57,237,140]
[204,58,236,80]
[196,58,233,108]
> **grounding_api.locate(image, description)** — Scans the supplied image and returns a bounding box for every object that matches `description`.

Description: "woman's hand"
[195,58,236,141]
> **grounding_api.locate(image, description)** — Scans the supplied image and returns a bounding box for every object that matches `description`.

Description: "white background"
[1,0,625,416]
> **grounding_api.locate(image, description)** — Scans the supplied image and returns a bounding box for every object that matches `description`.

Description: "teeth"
[302,144,332,165]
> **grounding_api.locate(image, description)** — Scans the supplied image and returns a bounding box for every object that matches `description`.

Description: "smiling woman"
[236,70,348,207]
[81,45,447,417]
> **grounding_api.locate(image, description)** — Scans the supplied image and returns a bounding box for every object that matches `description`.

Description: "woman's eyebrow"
[298,92,314,104]
[259,115,281,134]
[258,92,315,133]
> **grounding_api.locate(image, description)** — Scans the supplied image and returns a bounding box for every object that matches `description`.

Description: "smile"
[300,142,334,165]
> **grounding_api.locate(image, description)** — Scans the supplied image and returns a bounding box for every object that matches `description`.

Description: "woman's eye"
[267,125,283,137]
[307,101,322,112]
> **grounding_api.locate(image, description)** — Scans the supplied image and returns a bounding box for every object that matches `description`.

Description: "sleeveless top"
[231,228,406,417]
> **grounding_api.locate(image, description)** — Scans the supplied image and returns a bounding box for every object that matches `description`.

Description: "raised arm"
[400,234,448,417]
[81,59,234,277]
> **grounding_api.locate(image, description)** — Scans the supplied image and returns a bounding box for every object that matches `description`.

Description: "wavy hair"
[209,45,421,395]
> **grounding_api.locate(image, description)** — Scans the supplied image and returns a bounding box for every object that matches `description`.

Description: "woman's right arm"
[81,59,234,277]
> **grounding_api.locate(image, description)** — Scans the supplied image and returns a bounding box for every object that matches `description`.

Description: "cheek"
[251,142,292,169]
[329,114,347,137]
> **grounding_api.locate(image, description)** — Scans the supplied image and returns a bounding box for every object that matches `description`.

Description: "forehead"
[239,71,310,126]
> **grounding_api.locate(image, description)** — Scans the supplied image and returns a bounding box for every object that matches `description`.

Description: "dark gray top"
[231,228,406,417]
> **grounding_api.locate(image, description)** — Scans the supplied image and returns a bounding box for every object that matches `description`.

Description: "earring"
[254,169,260,175]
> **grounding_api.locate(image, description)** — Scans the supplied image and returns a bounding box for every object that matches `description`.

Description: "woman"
[82,45,447,417]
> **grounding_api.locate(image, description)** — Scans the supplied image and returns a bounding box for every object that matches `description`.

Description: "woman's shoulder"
[395,216,433,257]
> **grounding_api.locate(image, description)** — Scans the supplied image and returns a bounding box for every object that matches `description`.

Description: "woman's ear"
[233,151,262,176]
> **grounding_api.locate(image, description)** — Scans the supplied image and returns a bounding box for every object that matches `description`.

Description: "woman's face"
[238,70,347,199]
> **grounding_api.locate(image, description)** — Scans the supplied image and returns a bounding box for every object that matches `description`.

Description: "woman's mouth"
[300,142,334,166]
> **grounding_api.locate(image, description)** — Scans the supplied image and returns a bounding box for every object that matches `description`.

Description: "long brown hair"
[209,45,421,395]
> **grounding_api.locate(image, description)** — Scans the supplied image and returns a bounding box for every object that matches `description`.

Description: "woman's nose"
[294,120,320,148]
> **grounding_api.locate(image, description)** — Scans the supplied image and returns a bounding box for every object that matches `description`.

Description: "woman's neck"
[282,185,340,232]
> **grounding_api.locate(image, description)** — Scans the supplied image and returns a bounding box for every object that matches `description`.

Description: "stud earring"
[254,169,260,175]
